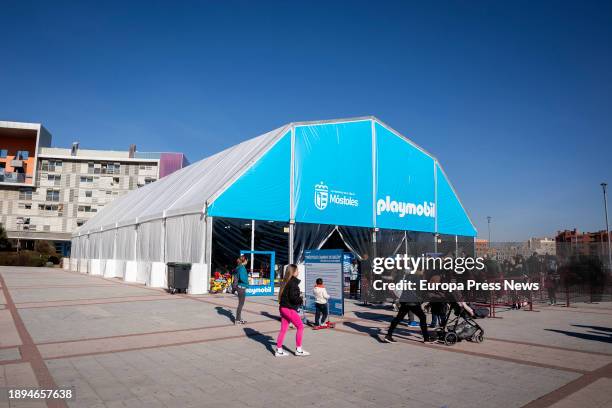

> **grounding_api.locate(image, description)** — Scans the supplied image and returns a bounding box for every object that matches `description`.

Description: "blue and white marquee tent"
[70,117,476,293]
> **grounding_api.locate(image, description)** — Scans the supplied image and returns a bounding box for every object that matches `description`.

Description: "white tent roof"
[75,124,290,236]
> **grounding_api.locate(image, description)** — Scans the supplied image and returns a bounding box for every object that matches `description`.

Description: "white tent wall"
[116,226,136,280]
[88,232,104,275]
[69,125,288,294]
[165,214,204,263]
[137,220,163,262]
[164,214,209,294]
[70,235,80,271]
[78,236,89,273]
[100,229,120,278]
[136,220,163,286]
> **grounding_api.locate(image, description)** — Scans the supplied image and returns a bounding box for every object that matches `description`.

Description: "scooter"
[313,321,336,330]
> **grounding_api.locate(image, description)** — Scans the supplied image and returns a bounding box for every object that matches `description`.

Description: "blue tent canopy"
[208,117,476,237]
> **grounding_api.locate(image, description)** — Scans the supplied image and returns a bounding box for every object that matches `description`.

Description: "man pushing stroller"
[383,269,433,343]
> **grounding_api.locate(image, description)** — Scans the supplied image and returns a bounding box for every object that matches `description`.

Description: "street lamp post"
[16,218,23,254]
[601,183,612,272]
[487,216,492,249]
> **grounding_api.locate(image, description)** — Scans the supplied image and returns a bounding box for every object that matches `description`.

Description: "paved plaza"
[0,266,611,408]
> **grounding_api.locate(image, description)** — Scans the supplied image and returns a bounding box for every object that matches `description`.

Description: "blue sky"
[1,1,611,241]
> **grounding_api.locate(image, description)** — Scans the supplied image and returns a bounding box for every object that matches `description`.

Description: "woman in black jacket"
[275,264,310,357]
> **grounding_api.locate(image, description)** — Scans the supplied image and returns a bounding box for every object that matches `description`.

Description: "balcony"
[0,171,27,183]
[11,159,24,168]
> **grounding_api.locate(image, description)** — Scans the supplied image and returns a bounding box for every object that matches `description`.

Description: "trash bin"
[167,262,191,294]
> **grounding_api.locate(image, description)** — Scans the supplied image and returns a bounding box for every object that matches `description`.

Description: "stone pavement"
[0,266,611,408]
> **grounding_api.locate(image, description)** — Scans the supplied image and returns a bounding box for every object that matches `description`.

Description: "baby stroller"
[436,302,484,346]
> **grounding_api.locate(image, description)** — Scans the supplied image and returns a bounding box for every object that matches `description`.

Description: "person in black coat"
[275,264,310,357]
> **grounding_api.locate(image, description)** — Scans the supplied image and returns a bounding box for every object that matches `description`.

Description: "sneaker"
[275,349,289,357]
[382,335,397,343]
[295,349,310,357]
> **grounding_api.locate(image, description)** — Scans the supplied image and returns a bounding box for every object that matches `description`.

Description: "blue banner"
[436,163,477,237]
[375,123,436,232]
[209,132,291,221]
[294,121,373,228]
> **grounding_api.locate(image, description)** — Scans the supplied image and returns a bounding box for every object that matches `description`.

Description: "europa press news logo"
[314,181,329,210]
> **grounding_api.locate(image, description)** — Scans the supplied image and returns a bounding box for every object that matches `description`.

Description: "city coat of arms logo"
[314,182,329,210]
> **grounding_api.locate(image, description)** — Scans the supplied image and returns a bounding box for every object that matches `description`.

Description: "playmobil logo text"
[314,182,358,210]
[377,196,435,218]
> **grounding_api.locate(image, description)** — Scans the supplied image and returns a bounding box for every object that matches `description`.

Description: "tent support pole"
[289,222,295,264]
[455,235,459,257]
[205,216,213,267]
[133,225,138,261]
[161,218,166,264]
[250,220,255,272]
[112,226,117,261]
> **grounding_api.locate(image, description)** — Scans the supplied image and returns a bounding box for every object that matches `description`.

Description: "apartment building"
[0,121,188,255]
[526,237,556,256]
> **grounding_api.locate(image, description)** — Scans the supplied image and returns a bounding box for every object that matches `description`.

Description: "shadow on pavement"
[260,311,281,321]
[243,327,276,355]
[545,328,612,343]
[572,324,612,333]
[215,306,235,323]
[343,321,386,343]
[343,321,428,344]
[354,311,394,323]
[352,302,394,311]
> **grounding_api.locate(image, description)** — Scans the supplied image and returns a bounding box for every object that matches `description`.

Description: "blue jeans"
[315,303,328,326]
[430,313,446,327]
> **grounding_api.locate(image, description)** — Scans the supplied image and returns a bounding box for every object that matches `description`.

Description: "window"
[47,174,61,182]
[18,189,33,200]
[46,189,60,202]
[25,204,31,210]
[16,150,29,160]
[101,162,121,174]
[88,162,94,173]
[80,176,93,183]
[85,190,92,198]
[41,160,62,172]
[113,177,120,184]
[0,149,7,158]
[76,220,85,227]
[145,177,156,184]
[77,205,97,213]
[38,204,59,211]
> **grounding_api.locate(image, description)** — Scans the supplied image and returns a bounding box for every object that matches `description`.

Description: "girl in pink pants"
[275,264,310,357]
[277,307,304,350]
